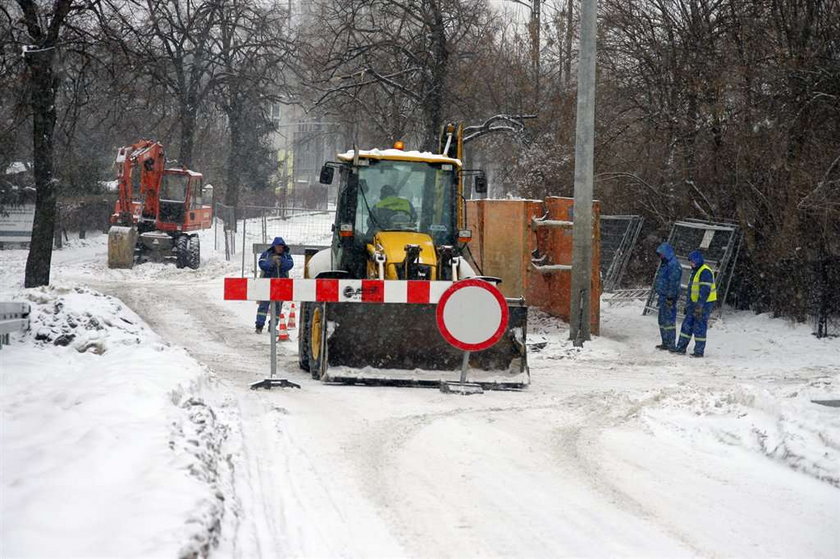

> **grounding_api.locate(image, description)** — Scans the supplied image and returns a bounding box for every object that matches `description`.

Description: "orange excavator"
[107,140,213,269]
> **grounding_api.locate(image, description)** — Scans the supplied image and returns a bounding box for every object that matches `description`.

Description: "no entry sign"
[435,279,509,352]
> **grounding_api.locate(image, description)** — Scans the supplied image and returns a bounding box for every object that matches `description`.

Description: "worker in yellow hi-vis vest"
[372,184,417,229]
[672,249,717,357]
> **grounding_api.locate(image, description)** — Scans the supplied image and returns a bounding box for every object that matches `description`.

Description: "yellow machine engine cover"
[107,225,138,269]
[368,231,437,279]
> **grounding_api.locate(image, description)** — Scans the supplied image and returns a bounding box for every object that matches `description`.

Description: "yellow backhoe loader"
[298,125,529,388]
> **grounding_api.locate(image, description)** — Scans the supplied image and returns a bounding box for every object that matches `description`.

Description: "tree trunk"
[224,97,243,209]
[24,51,59,288]
[179,99,197,167]
[423,0,449,151]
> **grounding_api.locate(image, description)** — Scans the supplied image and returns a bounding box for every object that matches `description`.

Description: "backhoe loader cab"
[325,150,465,280]
[300,137,529,387]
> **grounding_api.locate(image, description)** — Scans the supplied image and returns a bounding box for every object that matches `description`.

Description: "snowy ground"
[1,226,838,558]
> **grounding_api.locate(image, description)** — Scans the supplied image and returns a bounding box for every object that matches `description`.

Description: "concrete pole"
[570,0,597,346]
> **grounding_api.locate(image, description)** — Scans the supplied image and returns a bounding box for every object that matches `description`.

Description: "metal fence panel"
[600,215,644,292]
[240,206,334,251]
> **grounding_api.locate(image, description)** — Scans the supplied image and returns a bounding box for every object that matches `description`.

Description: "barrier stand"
[437,279,509,395]
[250,301,300,390]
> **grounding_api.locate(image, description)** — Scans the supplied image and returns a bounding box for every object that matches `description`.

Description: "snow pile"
[0,286,229,557]
[636,379,840,487]
[23,286,144,354]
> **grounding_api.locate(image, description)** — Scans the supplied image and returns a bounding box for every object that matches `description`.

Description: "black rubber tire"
[298,302,312,372]
[174,235,188,268]
[186,236,200,269]
[308,304,326,380]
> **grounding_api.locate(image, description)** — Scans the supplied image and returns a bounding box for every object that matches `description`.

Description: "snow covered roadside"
[0,284,229,557]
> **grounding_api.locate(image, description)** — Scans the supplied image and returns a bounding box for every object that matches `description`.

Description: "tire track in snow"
[349,397,699,556]
[89,279,403,557]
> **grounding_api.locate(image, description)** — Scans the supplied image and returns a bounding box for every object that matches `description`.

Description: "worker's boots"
[255,325,263,334]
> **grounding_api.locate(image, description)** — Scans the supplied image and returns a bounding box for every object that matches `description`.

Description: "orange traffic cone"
[277,313,290,341]
[288,303,297,329]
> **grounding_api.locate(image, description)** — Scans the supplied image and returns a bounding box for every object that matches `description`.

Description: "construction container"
[466,197,601,335]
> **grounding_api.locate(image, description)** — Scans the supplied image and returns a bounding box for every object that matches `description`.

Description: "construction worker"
[654,242,683,350]
[372,184,416,228]
[255,236,294,333]
[672,249,717,357]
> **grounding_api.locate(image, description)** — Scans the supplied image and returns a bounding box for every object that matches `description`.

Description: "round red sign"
[435,279,509,351]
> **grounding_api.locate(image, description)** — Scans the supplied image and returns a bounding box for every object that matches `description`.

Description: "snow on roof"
[337,148,461,166]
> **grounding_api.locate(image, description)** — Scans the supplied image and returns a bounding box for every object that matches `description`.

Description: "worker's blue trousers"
[658,295,677,349]
[677,303,713,355]
[256,301,283,329]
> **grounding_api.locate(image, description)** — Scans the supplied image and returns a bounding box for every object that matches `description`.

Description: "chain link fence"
[213,203,237,260]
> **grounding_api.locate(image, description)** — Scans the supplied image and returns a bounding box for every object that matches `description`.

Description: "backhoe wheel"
[308,304,326,380]
[175,235,188,268]
[298,302,312,372]
[186,236,200,269]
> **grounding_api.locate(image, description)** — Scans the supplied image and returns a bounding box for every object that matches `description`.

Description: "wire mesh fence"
[238,205,334,249]
[643,219,743,317]
[600,215,644,292]
[213,201,336,275]
[213,203,237,260]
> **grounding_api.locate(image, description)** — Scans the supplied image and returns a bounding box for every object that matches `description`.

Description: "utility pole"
[529,0,541,109]
[569,0,597,346]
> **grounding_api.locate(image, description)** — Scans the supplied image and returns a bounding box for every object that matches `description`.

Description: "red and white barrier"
[224,278,454,304]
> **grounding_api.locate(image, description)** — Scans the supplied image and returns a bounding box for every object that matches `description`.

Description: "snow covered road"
[2,233,839,557]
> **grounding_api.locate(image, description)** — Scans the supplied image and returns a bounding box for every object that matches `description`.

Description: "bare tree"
[301,0,488,150]
[213,0,293,208]
[10,0,82,287]
[102,0,221,166]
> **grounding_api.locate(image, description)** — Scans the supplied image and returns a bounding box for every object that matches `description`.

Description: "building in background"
[268,103,343,209]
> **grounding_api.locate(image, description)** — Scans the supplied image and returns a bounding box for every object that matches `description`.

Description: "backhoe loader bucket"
[107,225,138,269]
[302,300,528,388]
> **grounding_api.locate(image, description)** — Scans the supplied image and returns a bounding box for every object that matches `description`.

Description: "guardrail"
[0,302,30,349]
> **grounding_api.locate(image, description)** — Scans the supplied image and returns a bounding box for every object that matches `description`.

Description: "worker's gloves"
[665,297,674,308]
[271,255,281,263]
[693,306,703,318]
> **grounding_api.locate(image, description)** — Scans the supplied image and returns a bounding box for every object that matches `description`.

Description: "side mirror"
[319,165,334,184]
[474,174,488,194]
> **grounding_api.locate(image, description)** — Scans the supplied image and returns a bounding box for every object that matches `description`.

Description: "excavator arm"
[113,140,165,227]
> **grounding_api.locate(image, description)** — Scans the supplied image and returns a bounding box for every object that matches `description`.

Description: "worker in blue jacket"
[672,249,717,357]
[654,242,683,350]
[255,236,294,333]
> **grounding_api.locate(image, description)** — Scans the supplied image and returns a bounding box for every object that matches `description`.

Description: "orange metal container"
[466,197,600,335]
